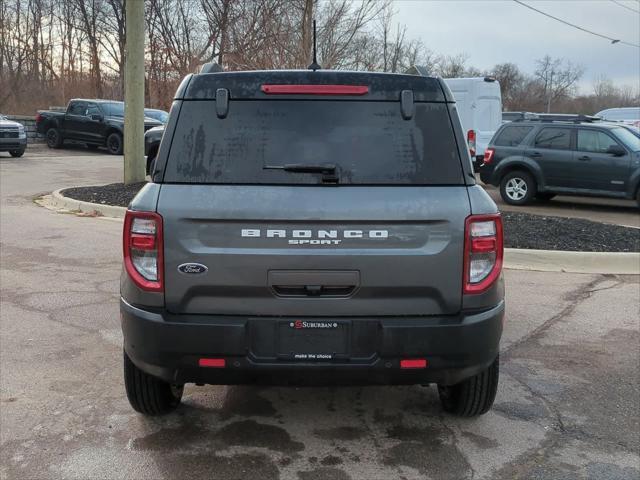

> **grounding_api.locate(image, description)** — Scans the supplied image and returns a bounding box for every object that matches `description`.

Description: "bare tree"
[534,55,584,112]
[2,0,636,117]
[436,53,469,78]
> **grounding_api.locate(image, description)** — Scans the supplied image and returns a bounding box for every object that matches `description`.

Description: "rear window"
[494,125,533,147]
[163,100,463,185]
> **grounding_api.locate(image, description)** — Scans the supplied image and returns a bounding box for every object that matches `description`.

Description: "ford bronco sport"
[120,69,505,417]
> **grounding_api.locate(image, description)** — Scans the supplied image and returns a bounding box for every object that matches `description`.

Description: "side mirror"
[606,145,626,156]
[90,114,104,122]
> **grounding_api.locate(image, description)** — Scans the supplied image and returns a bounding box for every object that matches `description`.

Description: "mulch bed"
[61,183,639,252]
[62,182,146,207]
[502,212,639,252]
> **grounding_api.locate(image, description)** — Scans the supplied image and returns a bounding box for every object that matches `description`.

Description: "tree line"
[1,0,637,115]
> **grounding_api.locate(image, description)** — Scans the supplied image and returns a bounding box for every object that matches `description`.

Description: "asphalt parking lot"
[1,147,639,480]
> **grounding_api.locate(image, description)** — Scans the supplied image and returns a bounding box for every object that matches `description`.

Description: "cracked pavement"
[1,147,639,480]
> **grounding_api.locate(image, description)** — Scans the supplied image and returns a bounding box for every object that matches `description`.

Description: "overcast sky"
[393,0,640,93]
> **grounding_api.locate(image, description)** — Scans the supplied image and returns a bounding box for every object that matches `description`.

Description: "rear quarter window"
[493,125,533,147]
[163,100,464,185]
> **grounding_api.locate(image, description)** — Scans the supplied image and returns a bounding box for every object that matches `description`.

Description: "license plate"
[277,320,349,360]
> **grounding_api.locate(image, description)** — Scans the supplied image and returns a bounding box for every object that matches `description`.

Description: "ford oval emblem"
[178,263,208,274]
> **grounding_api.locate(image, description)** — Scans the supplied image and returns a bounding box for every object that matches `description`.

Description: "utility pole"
[546,70,553,113]
[124,0,145,184]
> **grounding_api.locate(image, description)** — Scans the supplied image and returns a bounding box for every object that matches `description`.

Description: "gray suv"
[480,116,640,206]
[120,69,505,417]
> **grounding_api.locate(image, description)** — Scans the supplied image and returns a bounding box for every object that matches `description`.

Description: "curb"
[45,190,639,275]
[50,188,126,218]
[504,248,639,275]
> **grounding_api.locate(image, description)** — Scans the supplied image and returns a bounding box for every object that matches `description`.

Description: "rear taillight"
[123,210,163,292]
[467,129,476,158]
[483,147,495,164]
[35,113,43,124]
[463,214,503,294]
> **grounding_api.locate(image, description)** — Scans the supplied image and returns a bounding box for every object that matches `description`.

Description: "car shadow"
[122,383,482,479]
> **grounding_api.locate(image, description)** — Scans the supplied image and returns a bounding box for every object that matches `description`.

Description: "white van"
[595,107,640,127]
[444,77,502,168]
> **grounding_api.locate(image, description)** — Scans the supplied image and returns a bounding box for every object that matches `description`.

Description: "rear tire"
[123,350,183,415]
[106,132,123,155]
[438,355,499,417]
[500,171,536,206]
[10,149,25,158]
[46,128,63,149]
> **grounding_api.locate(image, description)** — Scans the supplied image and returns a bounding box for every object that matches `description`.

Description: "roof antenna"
[308,19,321,71]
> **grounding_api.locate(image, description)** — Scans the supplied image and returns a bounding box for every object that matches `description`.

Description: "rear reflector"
[199,358,226,368]
[261,84,369,96]
[400,359,427,369]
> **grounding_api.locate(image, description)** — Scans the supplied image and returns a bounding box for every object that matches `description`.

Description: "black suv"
[480,115,640,206]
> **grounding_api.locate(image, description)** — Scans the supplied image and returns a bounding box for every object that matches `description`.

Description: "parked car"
[480,115,640,206]
[144,108,169,124]
[36,99,163,154]
[121,68,505,417]
[595,107,640,127]
[144,125,164,174]
[444,77,502,170]
[0,114,27,157]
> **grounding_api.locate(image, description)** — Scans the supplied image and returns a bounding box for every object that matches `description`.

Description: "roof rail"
[514,113,602,124]
[200,62,223,74]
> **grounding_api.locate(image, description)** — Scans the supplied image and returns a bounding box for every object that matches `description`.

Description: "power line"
[513,0,640,48]
[611,0,640,14]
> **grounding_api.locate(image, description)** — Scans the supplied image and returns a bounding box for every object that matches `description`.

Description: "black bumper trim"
[121,298,503,386]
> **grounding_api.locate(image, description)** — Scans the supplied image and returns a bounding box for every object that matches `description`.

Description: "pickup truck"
[36,99,164,155]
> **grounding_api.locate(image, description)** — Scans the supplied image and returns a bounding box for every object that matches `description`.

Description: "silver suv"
[120,69,505,417]
[0,114,27,157]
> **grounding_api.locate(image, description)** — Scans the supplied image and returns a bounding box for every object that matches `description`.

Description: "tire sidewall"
[10,149,25,157]
[500,171,536,205]
[107,133,123,155]
[46,128,60,149]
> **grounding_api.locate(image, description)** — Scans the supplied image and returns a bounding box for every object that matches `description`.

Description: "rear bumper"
[121,298,504,386]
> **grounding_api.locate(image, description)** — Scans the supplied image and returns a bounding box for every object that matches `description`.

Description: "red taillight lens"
[261,84,369,96]
[400,359,428,369]
[483,148,495,164]
[467,129,476,157]
[123,210,163,292]
[199,358,226,368]
[35,113,43,124]
[463,214,503,294]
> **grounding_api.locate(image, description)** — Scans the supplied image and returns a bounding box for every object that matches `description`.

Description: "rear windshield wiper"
[264,163,339,183]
